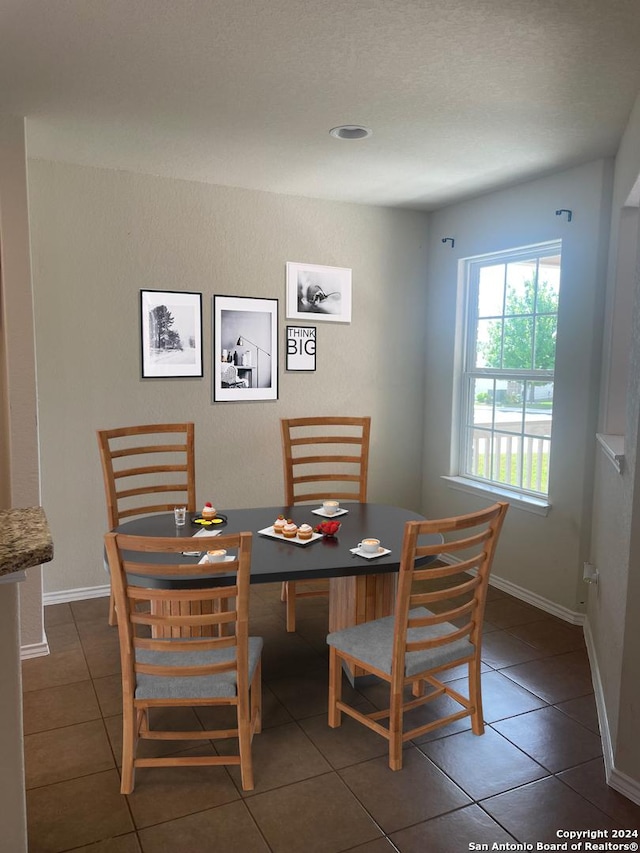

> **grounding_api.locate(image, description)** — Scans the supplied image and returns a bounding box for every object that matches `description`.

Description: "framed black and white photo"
[213,295,278,401]
[140,290,203,378]
[286,261,352,323]
[286,326,316,371]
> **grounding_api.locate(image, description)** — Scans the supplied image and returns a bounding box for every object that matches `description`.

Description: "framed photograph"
[286,261,352,323]
[140,290,203,378]
[286,326,316,371]
[213,295,278,402]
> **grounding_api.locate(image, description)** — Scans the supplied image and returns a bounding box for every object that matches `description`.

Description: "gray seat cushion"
[135,635,263,700]
[327,608,473,677]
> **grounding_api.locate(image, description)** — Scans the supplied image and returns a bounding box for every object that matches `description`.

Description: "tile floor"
[23,582,640,853]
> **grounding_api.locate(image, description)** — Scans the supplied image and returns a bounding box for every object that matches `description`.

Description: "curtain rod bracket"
[441,237,455,248]
[555,209,573,222]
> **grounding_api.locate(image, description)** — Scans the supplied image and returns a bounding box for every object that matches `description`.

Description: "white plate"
[182,528,220,555]
[198,554,235,564]
[311,507,349,518]
[349,546,391,560]
[258,526,323,546]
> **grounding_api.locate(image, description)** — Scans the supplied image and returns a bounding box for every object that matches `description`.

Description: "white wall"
[0,115,41,853]
[421,160,612,614]
[26,160,430,595]
[589,89,640,790]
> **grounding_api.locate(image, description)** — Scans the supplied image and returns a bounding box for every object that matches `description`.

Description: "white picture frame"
[213,295,278,402]
[285,261,352,323]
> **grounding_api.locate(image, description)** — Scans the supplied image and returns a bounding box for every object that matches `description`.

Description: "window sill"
[596,434,624,474]
[441,476,551,516]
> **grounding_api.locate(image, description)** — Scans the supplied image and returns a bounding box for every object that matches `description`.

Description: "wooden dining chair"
[104,529,262,792]
[280,416,371,632]
[327,501,509,770]
[97,423,196,625]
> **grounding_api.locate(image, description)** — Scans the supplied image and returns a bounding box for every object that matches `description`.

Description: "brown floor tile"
[70,596,111,623]
[45,621,82,652]
[219,720,332,795]
[418,728,548,800]
[104,707,211,767]
[481,629,547,668]
[44,602,74,628]
[506,617,586,655]
[483,598,550,629]
[126,746,240,828]
[138,800,270,852]
[345,840,397,852]
[339,747,471,833]
[23,679,101,734]
[80,632,123,679]
[268,667,363,720]
[555,693,600,734]
[485,584,509,601]
[22,647,90,693]
[448,669,547,722]
[25,719,115,788]
[26,769,133,853]
[93,673,123,718]
[406,692,474,743]
[500,650,594,704]
[436,660,493,683]
[299,710,389,769]
[389,803,516,852]
[481,775,618,842]
[246,772,383,853]
[558,758,640,826]
[68,835,142,853]
[492,706,602,772]
[196,683,294,732]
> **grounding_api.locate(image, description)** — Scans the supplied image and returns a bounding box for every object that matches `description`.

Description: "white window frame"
[448,240,561,513]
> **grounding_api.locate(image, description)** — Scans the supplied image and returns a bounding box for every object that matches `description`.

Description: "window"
[460,242,561,499]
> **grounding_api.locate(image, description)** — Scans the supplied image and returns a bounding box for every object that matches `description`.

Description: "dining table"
[115,502,441,634]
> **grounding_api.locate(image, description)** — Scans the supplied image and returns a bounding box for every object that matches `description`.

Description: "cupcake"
[283,520,298,539]
[297,523,313,540]
[201,502,216,520]
[273,515,286,534]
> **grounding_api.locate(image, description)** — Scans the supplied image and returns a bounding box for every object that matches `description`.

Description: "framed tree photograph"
[140,290,203,378]
[213,295,278,401]
[286,261,352,323]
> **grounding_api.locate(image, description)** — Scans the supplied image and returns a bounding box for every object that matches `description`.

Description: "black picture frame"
[140,290,203,378]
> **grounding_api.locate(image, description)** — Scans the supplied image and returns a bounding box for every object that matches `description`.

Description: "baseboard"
[583,619,640,805]
[440,552,585,625]
[20,640,50,660]
[43,584,110,606]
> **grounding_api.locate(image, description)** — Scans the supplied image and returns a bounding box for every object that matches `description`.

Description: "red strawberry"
[205,502,212,507]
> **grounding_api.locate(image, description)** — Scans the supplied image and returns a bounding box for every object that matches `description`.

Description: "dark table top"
[115,503,439,588]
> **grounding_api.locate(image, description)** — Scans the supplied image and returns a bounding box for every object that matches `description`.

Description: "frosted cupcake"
[283,520,298,539]
[273,515,286,534]
[202,502,216,521]
[297,523,313,540]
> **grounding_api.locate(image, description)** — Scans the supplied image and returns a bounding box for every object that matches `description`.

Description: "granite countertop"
[0,507,54,576]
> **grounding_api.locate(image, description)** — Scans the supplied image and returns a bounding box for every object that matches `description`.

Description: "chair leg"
[328,646,343,728]
[389,685,404,770]
[412,679,425,697]
[120,703,137,794]
[469,658,485,735]
[280,581,287,602]
[108,586,117,626]
[285,582,297,632]
[238,694,255,791]
[252,659,262,735]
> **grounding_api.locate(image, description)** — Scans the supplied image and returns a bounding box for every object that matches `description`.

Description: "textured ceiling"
[2,0,640,210]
